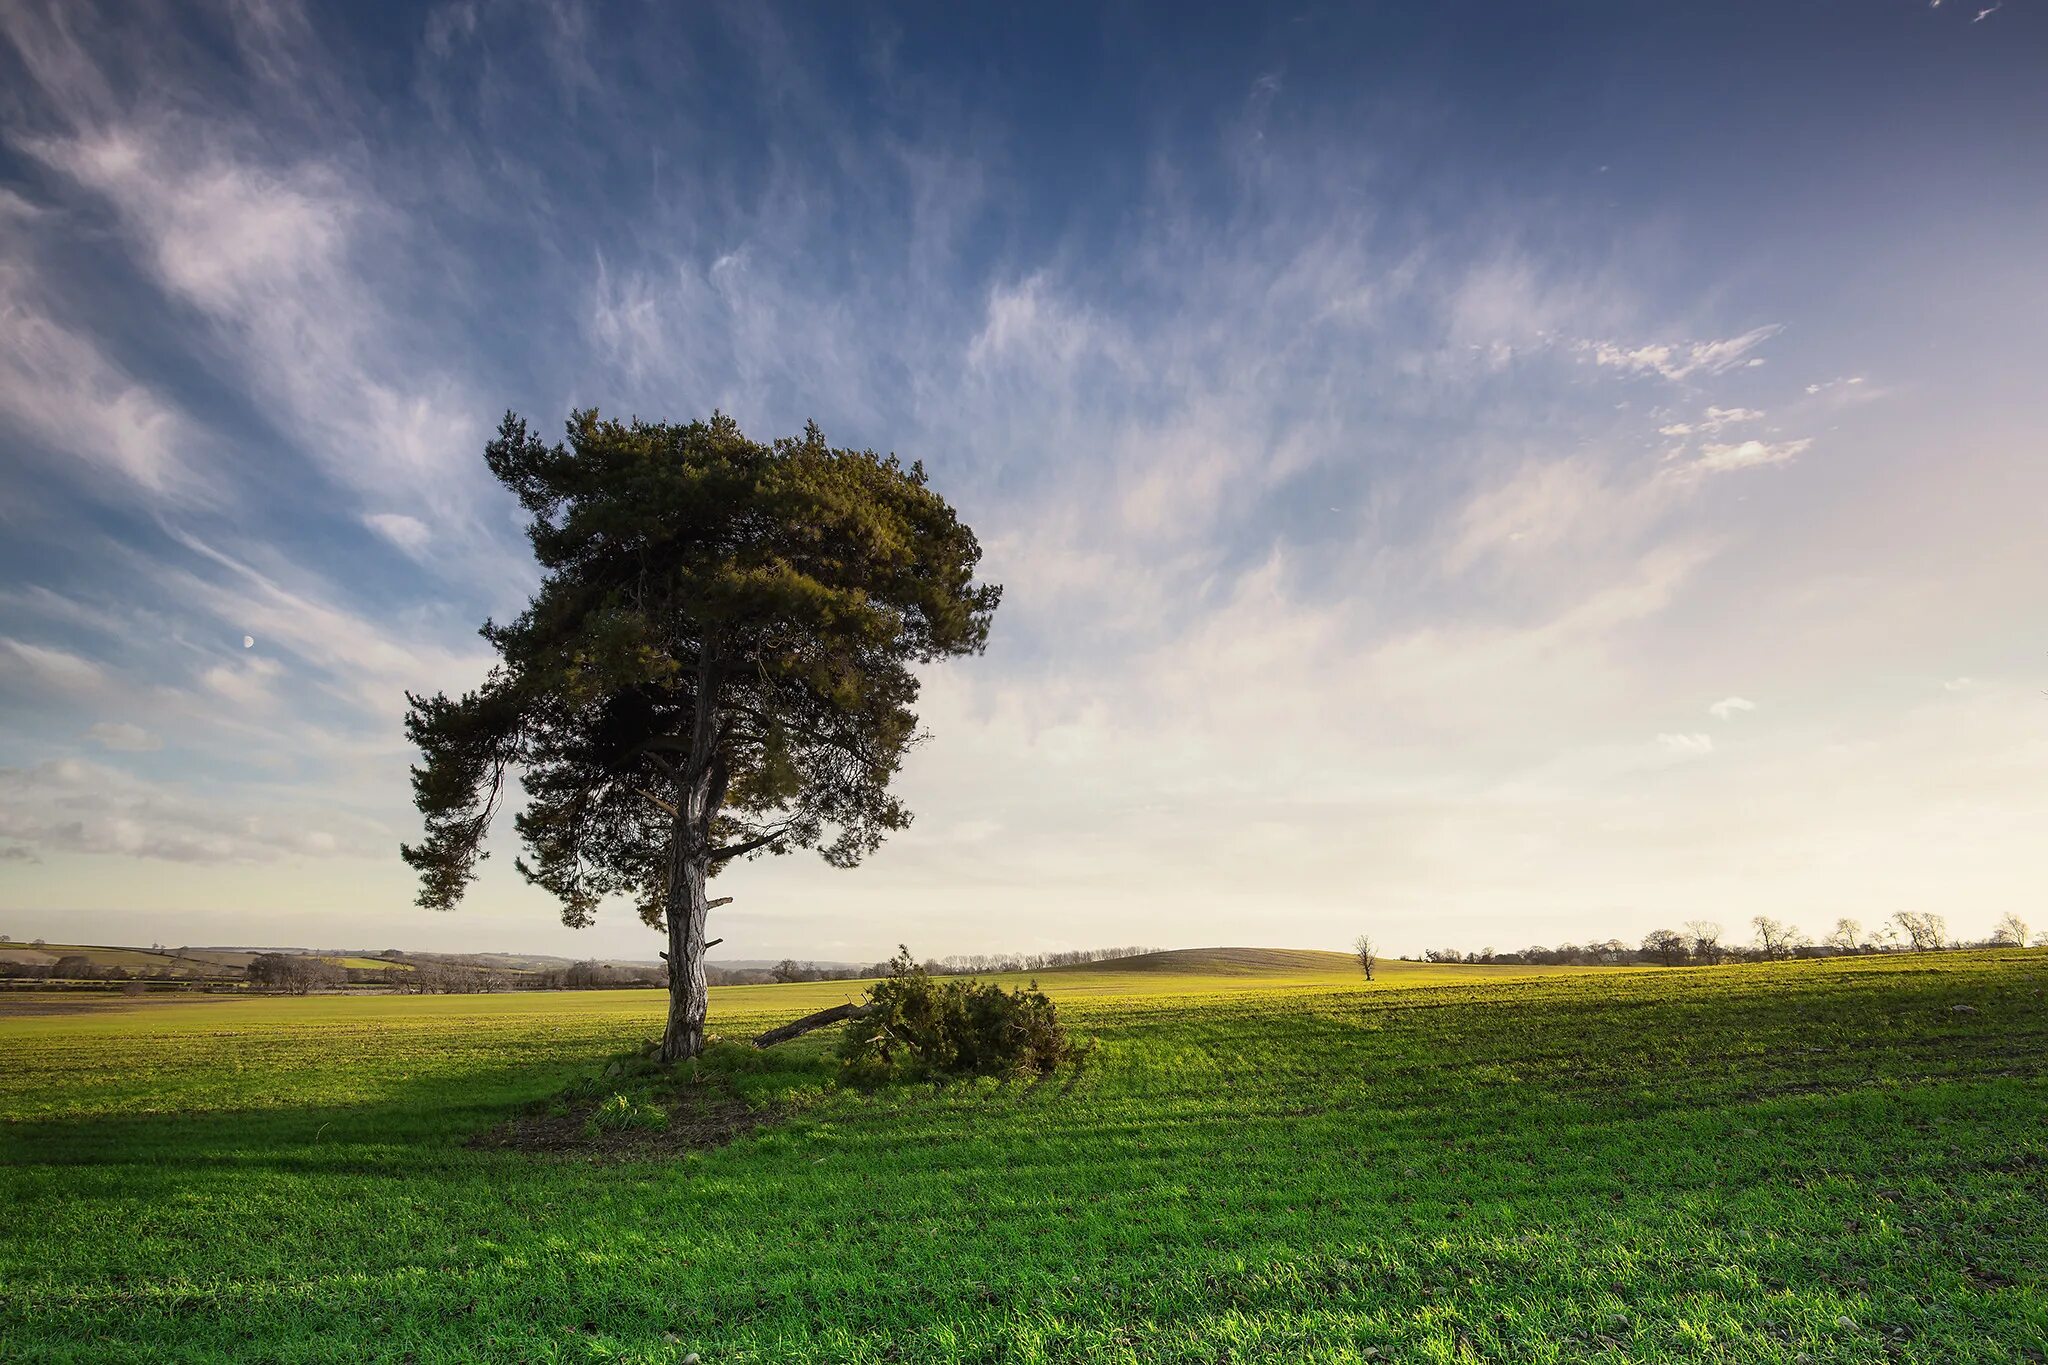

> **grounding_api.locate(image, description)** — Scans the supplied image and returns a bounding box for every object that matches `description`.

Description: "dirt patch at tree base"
[471,1075,780,1159]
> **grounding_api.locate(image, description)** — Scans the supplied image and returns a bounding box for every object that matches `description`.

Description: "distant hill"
[1070,947,1358,976]
[0,942,260,978]
[0,940,665,982]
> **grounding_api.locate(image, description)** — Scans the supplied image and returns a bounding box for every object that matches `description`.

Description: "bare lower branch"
[636,787,679,816]
[752,1001,876,1048]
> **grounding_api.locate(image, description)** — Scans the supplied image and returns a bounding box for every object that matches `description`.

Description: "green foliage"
[1,951,2043,1362]
[402,411,1000,928]
[585,1092,668,1135]
[837,947,1082,1084]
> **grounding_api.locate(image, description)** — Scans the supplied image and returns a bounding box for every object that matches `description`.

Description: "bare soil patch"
[470,1074,778,1159]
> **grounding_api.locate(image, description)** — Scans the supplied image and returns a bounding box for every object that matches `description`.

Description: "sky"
[1,1,2044,963]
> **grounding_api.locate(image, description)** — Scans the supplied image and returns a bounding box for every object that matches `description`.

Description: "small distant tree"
[0,934,10,943]
[1642,928,1684,967]
[246,953,345,995]
[1824,918,1863,952]
[771,958,805,984]
[1989,913,2029,948]
[52,954,94,980]
[562,961,612,990]
[1352,934,1376,982]
[402,412,999,1063]
[1892,911,1947,952]
[32,938,46,950]
[1751,916,1803,961]
[246,953,290,991]
[1683,920,1724,966]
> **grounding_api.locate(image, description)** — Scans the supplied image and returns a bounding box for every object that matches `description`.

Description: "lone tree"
[1751,915,1802,961]
[1989,912,2029,948]
[1683,919,1725,966]
[1352,934,1376,982]
[1641,927,1684,967]
[402,411,999,1062]
[1891,910,1947,953]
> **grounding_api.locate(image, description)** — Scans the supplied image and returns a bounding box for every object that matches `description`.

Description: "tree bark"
[659,649,726,1065]
[660,846,711,1063]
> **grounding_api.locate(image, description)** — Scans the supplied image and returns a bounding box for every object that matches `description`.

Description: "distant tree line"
[729,945,1163,987]
[1400,911,2038,968]
[11,919,2034,996]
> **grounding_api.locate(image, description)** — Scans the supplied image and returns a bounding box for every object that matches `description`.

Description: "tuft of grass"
[0,949,2042,1362]
[585,1093,668,1135]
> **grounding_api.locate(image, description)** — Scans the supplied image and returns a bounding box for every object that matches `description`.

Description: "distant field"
[1,950,2042,1361]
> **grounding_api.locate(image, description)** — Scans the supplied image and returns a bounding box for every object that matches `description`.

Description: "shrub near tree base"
[839,948,1081,1084]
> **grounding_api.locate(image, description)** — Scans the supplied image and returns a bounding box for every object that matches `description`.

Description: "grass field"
[315,955,415,972]
[1,950,2042,1362]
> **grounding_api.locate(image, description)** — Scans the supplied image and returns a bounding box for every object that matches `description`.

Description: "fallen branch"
[752,1001,876,1049]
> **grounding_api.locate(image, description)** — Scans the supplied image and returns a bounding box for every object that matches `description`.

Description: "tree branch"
[752,1001,876,1048]
[709,829,791,862]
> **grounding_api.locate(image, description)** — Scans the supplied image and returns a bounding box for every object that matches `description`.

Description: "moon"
[242,636,255,649]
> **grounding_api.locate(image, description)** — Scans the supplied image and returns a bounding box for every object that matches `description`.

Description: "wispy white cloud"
[1709,696,1756,719]
[0,758,366,863]
[363,513,433,558]
[1581,324,1782,381]
[1659,406,1764,437]
[199,654,284,711]
[0,637,107,693]
[163,533,493,726]
[91,137,459,465]
[87,721,160,751]
[0,261,203,499]
[1656,732,1715,758]
[16,119,499,562]
[1687,437,1812,474]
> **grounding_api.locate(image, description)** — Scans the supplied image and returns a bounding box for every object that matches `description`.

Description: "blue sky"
[1,1,2043,959]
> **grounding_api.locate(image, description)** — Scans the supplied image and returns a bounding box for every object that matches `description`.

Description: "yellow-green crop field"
[1,949,2043,1361]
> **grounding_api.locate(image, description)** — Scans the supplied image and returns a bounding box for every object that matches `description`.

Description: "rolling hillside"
[1072,946,1358,975]
[1065,945,1611,981]
[0,943,257,978]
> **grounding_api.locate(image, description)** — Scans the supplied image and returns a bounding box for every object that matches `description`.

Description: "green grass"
[1,951,2043,1362]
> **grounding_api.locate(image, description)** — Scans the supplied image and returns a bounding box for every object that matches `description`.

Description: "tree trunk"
[661,849,711,1063]
[660,650,727,1065]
